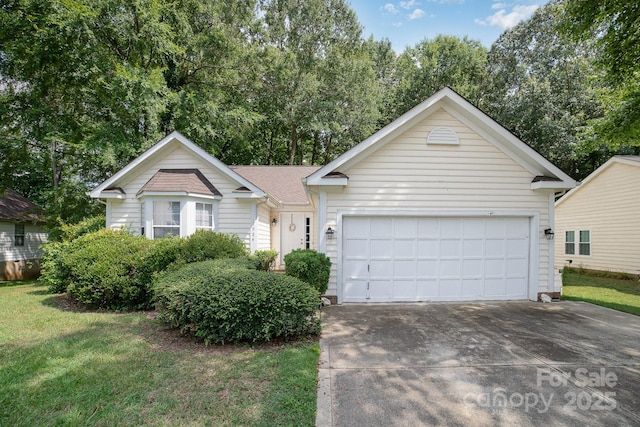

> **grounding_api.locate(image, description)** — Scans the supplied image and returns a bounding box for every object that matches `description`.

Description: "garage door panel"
[370,218,392,237]
[485,239,506,257]
[417,239,439,257]
[342,216,530,302]
[440,219,463,237]
[344,280,367,301]
[463,259,483,277]
[417,280,438,298]
[417,260,438,277]
[394,260,416,278]
[440,259,461,277]
[344,239,369,258]
[440,240,461,257]
[485,278,506,296]
[369,280,393,300]
[393,280,416,299]
[440,279,463,297]
[463,239,484,257]
[463,279,483,297]
[506,258,528,277]
[506,278,527,296]
[417,219,439,237]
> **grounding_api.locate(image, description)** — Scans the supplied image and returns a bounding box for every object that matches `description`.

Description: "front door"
[280,213,310,264]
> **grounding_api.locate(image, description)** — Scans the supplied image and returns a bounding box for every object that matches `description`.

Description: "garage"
[341,216,530,302]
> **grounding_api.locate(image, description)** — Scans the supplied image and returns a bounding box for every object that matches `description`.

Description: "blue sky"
[348,0,545,51]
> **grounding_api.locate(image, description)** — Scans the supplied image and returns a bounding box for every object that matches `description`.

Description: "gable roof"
[555,156,640,207]
[137,169,222,197]
[0,189,44,223]
[305,87,577,191]
[90,131,265,199]
[231,166,320,205]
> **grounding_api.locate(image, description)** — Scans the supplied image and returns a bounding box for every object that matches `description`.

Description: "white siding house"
[555,156,640,275]
[0,190,47,280]
[92,88,576,303]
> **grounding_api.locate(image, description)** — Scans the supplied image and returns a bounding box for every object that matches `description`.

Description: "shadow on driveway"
[316,301,640,426]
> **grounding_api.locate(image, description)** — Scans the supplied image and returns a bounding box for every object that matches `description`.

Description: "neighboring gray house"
[91,88,577,303]
[0,190,47,280]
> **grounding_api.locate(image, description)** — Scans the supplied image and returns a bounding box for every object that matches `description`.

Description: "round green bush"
[154,260,321,344]
[181,230,248,263]
[283,249,331,295]
[63,229,151,309]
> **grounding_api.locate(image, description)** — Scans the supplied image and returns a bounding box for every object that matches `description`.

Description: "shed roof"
[231,166,320,205]
[0,189,44,222]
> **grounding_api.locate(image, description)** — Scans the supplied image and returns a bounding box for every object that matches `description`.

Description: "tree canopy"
[1,0,636,225]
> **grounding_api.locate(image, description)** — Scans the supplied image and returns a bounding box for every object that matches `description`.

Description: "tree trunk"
[288,125,298,165]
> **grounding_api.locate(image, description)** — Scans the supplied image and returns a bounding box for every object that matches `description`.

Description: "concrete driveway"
[316,302,640,426]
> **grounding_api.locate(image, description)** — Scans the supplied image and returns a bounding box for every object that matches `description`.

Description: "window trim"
[14,224,25,247]
[564,230,575,255]
[579,230,591,256]
[152,200,181,239]
[195,202,214,230]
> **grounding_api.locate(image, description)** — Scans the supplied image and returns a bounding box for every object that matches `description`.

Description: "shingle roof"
[231,166,320,205]
[137,169,221,197]
[0,189,44,222]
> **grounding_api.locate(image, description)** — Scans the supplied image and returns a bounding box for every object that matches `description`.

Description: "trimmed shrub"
[40,240,73,294]
[48,215,106,242]
[181,230,248,263]
[135,236,184,288]
[254,249,278,271]
[154,260,320,344]
[284,249,331,295]
[63,229,151,309]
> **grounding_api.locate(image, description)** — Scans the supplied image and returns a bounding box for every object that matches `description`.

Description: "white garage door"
[342,217,530,302]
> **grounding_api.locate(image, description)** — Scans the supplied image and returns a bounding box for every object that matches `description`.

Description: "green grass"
[0,282,320,426]
[562,269,640,316]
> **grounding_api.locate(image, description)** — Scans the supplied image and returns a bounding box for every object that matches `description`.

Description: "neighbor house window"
[153,201,180,238]
[14,224,25,246]
[579,230,591,256]
[195,202,213,230]
[565,231,575,255]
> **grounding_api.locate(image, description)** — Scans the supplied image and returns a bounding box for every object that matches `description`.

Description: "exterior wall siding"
[107,145,255,246]
[555,162,640,275]
[319,109,552,298]
[0,222,47,280]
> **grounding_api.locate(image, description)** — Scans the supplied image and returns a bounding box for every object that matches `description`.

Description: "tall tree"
[390,35,488,119]
[254,0,380,165]
[560,0,640,149]
[0,0,259,222]
[483,2,606,179]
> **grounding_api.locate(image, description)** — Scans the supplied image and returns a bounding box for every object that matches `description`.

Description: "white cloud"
[476,4,539,29]
[383,3,399,14]
[400,0,420,9]
[427,0,464,3]
[491,2,508,9]
[392,21,404,27]
[408,8,426,20]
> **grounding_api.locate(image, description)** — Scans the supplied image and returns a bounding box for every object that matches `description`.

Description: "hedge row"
[40,228,250,309]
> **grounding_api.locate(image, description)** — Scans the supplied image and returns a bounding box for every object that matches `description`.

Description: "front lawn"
[0,282,319,426]
[562,268,640,316]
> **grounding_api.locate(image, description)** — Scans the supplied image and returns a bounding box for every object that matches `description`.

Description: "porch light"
[271,218,277,226]
[544,228,555,240]
[326,227,335,239]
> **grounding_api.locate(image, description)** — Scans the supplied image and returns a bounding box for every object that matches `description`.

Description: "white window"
[579,230,591,256]
[565,230,575,255]
[195,203,213,230]
[14,224,25,247]
[153,201,180,238]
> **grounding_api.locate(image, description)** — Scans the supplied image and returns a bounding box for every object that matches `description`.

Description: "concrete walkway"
[316,301,640,426]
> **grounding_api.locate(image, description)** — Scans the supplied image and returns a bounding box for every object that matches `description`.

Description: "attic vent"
[427,127,459,145]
